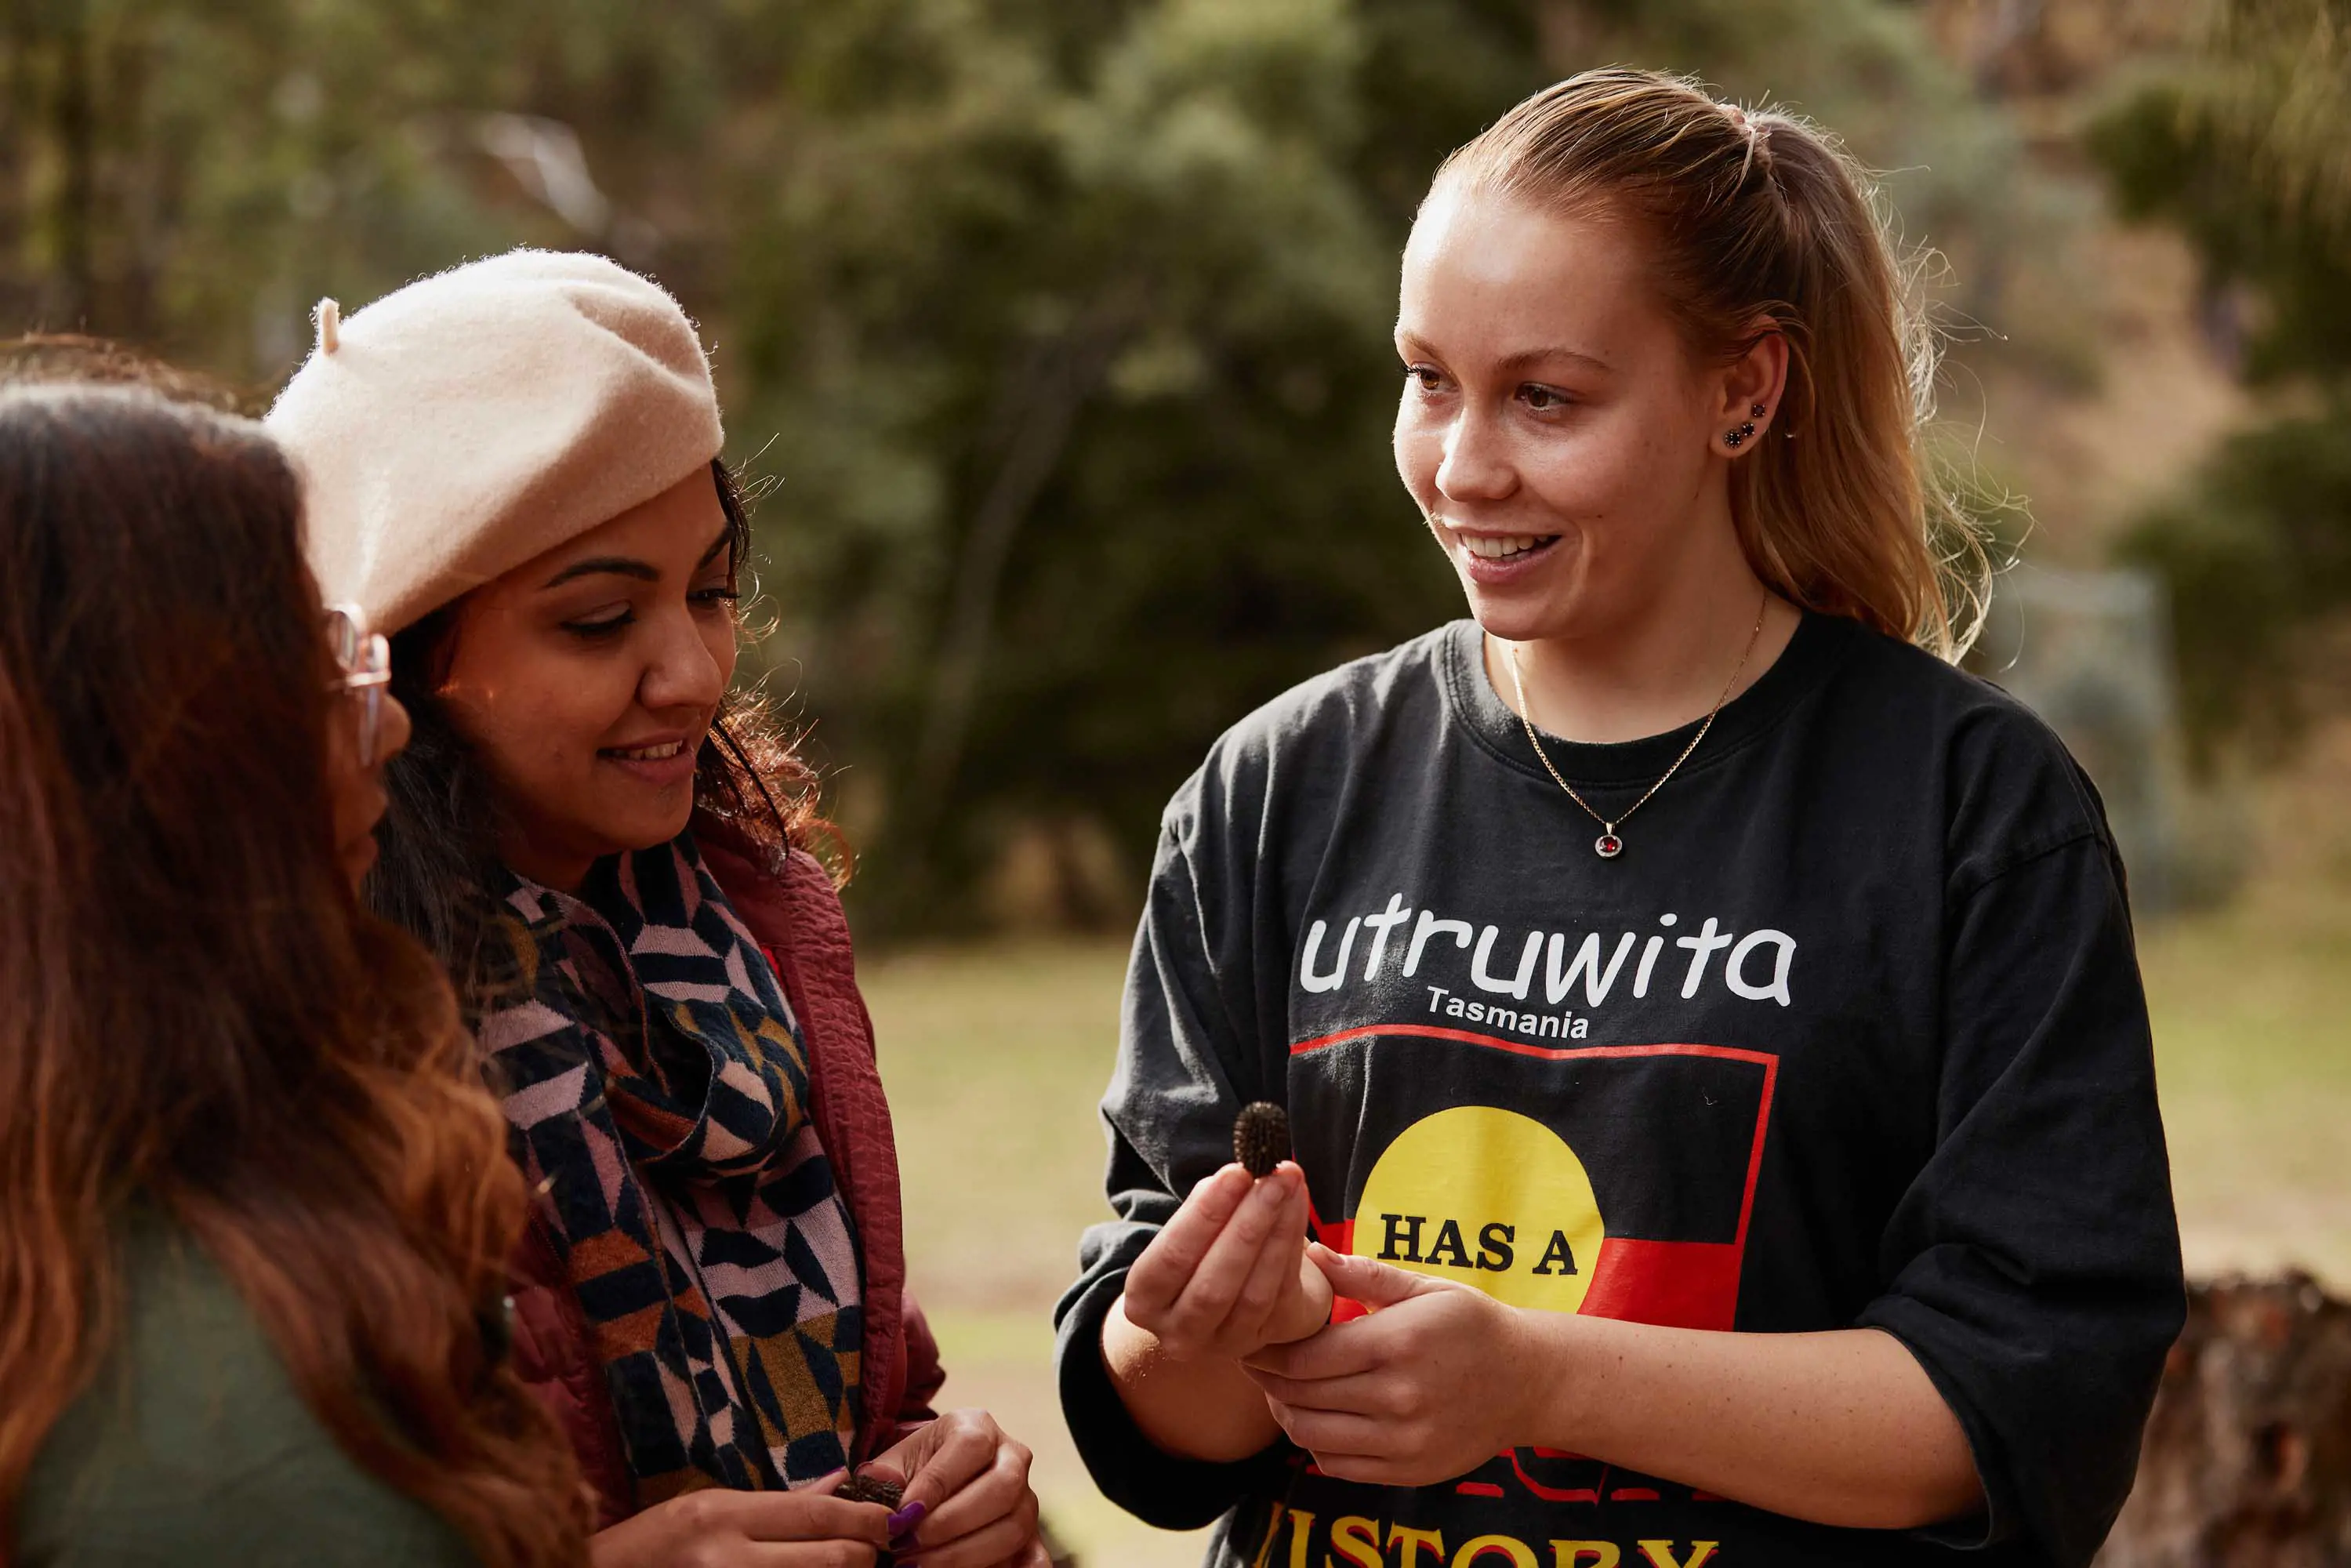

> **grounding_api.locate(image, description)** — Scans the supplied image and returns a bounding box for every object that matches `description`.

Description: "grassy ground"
[862,732,2351,1567]
[862,941,1199,1566]
[2135,726,2351,1288]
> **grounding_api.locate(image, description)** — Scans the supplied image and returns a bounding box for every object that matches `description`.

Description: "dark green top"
[17,1213,477,1567]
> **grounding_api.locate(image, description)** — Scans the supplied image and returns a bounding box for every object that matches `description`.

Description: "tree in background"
[0,0,2069,930]
[0,2,535,372]
[708,0,1539,927]
[2089,0,2351,764]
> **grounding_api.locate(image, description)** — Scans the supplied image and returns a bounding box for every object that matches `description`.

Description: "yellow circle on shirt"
[1355,1105,1606,1314]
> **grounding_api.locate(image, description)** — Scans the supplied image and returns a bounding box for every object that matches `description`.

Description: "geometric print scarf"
[472,830,863,1503]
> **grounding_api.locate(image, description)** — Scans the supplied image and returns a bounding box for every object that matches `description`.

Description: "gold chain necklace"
[1504,595,1769,860]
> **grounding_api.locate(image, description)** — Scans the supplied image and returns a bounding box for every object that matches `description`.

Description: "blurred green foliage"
[2114,406,2351,763]
[0,0,2065,928]
[2088,0,2351,764]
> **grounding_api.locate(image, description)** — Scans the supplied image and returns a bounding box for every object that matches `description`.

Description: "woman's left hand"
[1243,1243,1545,1486]
[860,1408,1047,1567]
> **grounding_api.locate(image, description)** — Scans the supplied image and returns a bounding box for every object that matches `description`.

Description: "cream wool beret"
[267,249,724,633]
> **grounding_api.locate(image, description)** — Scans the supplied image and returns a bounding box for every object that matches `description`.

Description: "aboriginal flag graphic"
[1262,1023,1780,1558]
[1290,1024,1777,1333]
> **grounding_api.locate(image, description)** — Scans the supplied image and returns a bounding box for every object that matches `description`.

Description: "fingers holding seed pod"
[1233,1101,1291,1179]
[838,1471,905,1508]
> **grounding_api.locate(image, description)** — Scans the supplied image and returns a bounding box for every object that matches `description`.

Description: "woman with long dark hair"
[1058,70,2183,1568]
[0,379,592,1566]
[267,249,1047,1568]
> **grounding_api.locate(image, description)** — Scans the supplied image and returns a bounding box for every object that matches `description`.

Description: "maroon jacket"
[506,826,944,1526]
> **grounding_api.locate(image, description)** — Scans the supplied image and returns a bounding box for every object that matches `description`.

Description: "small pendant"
[1595,831,1624,859]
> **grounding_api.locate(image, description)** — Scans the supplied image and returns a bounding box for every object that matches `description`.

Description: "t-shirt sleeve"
[1052,811,1300,1530]
[1857,812,2186,1567]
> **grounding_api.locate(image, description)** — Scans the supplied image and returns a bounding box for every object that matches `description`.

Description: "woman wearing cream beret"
[270,250,1047,1568]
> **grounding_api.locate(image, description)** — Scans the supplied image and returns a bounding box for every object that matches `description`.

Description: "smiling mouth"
[1457,532,1562,561]
[603,739,688,762]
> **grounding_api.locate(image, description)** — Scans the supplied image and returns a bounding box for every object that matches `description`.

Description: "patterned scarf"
[474,831,863,1502]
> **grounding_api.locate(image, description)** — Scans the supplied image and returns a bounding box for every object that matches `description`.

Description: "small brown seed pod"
[838,1472,905,1508]
[1233,1101,1290,1178]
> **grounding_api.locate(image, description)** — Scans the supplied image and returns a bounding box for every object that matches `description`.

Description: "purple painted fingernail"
[887,1499,927,1540]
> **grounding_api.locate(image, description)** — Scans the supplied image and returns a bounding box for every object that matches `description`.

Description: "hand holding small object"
[586,1473,891,1566]
[1119,1159,1332,1365]
[858,1409,1047,1568]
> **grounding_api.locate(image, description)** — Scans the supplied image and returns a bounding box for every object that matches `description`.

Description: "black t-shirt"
[1054,612,2183,1568]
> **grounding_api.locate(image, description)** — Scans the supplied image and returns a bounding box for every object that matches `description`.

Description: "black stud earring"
[1726,401,1766,448]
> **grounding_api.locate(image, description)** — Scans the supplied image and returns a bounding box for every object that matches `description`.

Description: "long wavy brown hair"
[0,383,588,1563]
[1437,69,1992,659]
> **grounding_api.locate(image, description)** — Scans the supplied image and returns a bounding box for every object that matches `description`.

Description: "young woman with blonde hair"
[1058,69,2182,1568]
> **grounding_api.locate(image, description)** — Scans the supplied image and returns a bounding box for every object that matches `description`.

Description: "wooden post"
[2099,1272,2351,1565]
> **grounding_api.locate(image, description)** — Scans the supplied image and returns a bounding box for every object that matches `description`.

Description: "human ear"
[1714,324,1790,453]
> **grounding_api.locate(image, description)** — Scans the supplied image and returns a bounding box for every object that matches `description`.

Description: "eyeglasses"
[325,604,393,766]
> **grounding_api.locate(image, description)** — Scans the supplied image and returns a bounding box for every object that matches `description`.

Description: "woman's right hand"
[1119,1161,1332,1363]
[588,1482,892,1568]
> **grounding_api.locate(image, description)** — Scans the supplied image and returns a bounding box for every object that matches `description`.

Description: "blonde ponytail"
[1434,69,1989,659]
